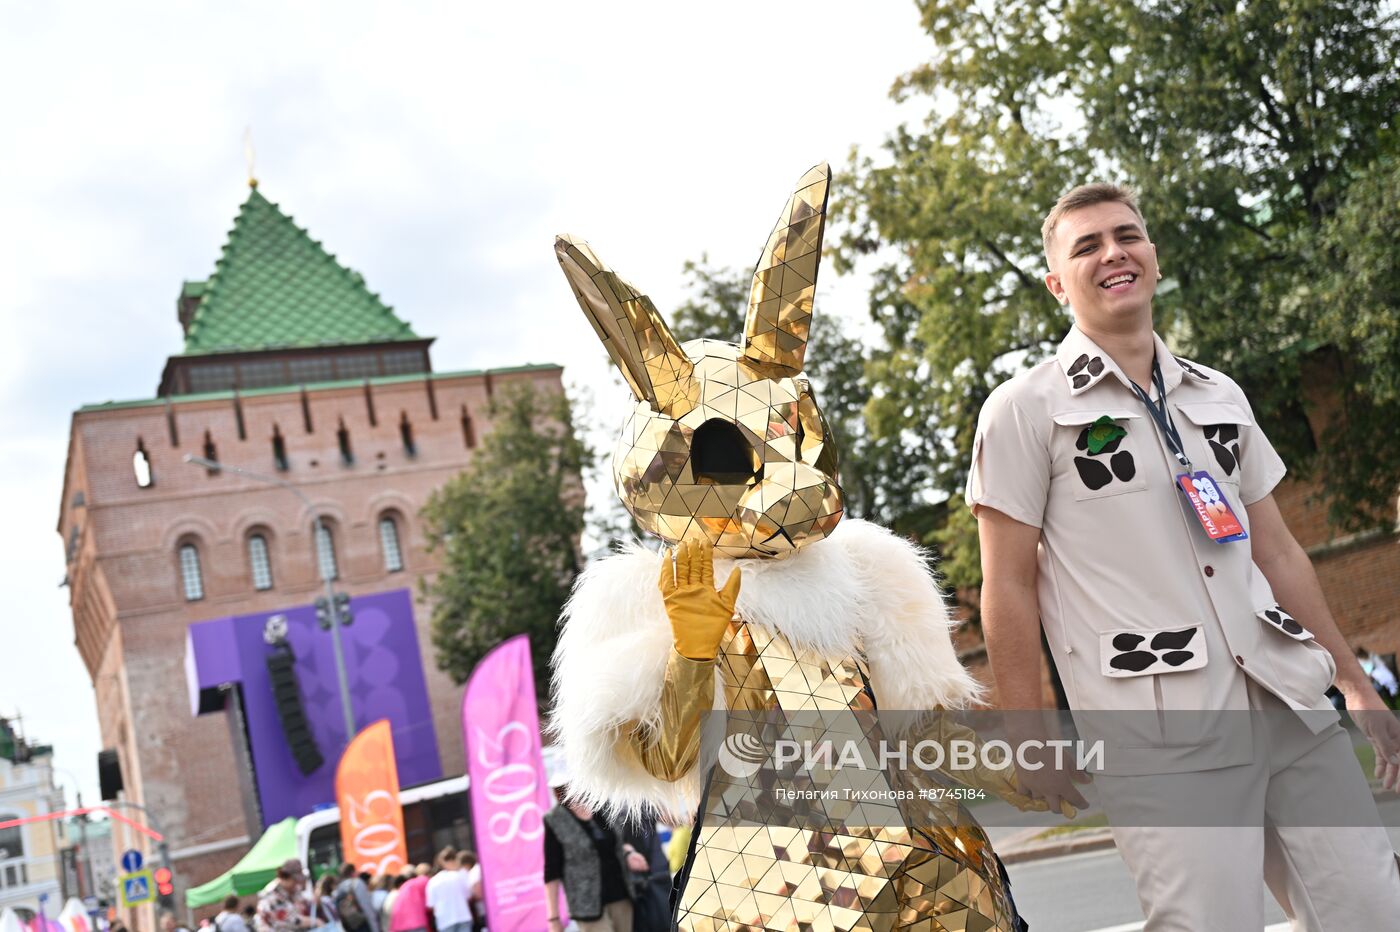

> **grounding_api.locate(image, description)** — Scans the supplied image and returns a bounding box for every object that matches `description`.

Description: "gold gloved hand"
[658,538,741,661]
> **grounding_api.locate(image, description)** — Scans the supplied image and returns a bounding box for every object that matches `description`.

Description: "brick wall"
[1275,477,1400,654]
[58,367,564,901]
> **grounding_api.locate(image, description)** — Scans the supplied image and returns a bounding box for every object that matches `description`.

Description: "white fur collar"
[548,518,980,818]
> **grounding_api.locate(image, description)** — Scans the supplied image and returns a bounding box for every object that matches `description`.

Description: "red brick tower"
[57,183,562,901]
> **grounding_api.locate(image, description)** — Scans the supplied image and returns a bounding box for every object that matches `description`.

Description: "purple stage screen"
[186,588,443,826]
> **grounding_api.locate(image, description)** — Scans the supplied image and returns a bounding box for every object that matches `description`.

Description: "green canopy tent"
[185,817,299,909]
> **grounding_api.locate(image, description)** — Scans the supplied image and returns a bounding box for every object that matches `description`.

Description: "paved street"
[1005,846,1287,931]
[1000,796,1400,931]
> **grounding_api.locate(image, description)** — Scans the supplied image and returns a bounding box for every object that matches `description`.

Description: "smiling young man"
[967,183,1400,929]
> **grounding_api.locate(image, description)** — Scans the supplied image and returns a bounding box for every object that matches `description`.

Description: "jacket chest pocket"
[1051,409,1149,501]
[1173,401,1250,482]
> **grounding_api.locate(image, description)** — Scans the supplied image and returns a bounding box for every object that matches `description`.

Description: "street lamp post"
[182,455,357,742]
[50,765,96,902]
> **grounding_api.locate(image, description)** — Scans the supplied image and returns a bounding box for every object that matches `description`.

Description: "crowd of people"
[148,793,681,932]
[170,851,482,932]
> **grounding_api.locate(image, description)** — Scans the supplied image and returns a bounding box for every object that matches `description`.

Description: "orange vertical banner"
[335,719,408,875]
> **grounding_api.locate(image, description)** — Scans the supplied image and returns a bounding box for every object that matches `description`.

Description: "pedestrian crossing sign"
[119,869,154,907]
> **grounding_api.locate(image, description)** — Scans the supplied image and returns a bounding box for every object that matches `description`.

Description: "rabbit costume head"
[555,163,844,559]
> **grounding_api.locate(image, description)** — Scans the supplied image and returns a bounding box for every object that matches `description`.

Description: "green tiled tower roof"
[179,187,419,355]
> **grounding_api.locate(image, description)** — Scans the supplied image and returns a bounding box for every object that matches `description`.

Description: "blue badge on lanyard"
[1131,358,1248,543]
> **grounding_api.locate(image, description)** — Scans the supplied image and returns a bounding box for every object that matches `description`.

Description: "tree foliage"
[837,0,1400,585]
[421,383,589,701]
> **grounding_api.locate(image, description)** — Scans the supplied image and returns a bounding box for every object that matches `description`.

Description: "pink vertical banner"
[463,635,555,932]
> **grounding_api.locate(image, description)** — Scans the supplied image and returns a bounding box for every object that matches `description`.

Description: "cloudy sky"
[0,1,933,808]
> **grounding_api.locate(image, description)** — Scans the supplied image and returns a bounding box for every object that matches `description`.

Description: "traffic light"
[316,594,353,628]
[153,866,175,910]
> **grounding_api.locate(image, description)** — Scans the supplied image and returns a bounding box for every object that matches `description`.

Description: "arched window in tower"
[461,406,476,450]
[379,515,404,572]
[272,425,290,471]
[313,521,339,581]
[399,412,416,458]
[337,419,354,466]
[133,439,154,487]
[178,542,205,601]
[248,533,274,591]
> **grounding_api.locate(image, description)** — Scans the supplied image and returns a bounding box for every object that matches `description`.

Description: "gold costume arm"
[905,710,1075,817]
[622,649,716,782]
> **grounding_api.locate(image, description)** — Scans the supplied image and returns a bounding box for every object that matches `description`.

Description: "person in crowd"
[1357,645,1400,706]
[368,874,391,923]
[456,852,484,930]
[332,863,378,932]
[212,896,248,932]
[256,862,318,932]
[159,912,192,932]
[388,868,430,932]
[619,819,672,932]
[543,796,640,932]
[379,874,406,931]
[313,875,340,932]
[425,848,474,932]
[240,905,258,930]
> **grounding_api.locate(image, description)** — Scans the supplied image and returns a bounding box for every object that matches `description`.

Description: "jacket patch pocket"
[1100,625,1207,678]
[1052,409,1147,500]
[1175,402,1251,479]
[1256,606,1336,701]
[1257,603,1313,642]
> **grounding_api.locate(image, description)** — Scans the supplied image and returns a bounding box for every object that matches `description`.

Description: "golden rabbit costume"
[551,165,1030,932]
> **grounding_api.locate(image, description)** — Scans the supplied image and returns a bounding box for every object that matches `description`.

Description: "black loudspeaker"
[265,644,325,774]
[97,749,123,800]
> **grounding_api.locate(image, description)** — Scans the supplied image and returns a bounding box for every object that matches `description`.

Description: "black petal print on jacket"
[1074,424,1136,491]
[1204,424,1242,476]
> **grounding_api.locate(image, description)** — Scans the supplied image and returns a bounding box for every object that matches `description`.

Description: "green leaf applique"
[1086,416,1128,454]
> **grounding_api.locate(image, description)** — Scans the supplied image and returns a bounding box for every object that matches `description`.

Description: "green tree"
[669,257,885,522]
[837,0,1400,586]
[421,383,590,701]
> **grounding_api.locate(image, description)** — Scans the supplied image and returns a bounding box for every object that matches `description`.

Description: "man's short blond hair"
[1041,183,1147,264]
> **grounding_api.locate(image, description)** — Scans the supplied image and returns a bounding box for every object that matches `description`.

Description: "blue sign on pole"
[120,848,144,873]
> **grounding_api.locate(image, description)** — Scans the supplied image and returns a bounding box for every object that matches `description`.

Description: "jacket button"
[1204,565,1215,577]
[1235,654,1245,665]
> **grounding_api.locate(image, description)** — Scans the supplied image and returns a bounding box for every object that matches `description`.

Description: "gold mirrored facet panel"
[608,327,843,558]
[556,165,844,558]
[674,621,1017,931]
[742,163,830,375]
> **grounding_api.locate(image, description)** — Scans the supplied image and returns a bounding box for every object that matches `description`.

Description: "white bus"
[296,775,472,877]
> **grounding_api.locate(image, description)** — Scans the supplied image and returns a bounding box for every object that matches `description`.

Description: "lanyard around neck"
[1129,356,1192,472]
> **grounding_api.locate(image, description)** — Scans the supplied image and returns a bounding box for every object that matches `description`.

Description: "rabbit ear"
[742,162,830,374]
[555,235,695,413]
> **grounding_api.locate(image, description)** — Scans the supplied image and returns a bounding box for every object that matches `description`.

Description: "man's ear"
[1044,269,1068,306]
